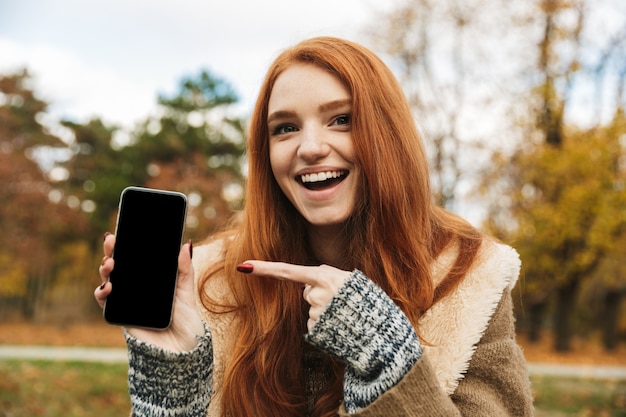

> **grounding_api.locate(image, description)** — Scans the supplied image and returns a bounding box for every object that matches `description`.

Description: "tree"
[584,113,626,350]
[58,69,246,243]
[59,118,137,243]
[0,70,88,320]
[486,112,626,349]
[0,66,247,322]
[129,69,246,240]
[515,0,626,351]
[368,0,531,209]
[374,0,626,351]
[585,229,626,350]
[527,0,583,351]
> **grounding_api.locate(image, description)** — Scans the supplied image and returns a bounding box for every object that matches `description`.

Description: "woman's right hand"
[95,233,205,352]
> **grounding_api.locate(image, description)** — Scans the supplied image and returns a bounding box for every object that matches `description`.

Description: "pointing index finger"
[237,260,321,286]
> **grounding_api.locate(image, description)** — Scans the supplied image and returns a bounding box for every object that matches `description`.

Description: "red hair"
[200,37,482,416]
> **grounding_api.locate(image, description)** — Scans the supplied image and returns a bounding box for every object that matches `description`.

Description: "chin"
[305,215,351,229]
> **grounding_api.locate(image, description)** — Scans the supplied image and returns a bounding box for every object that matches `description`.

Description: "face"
[267,64,359,232]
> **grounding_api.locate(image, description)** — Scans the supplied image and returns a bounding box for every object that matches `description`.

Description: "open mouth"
[298,170,348,191]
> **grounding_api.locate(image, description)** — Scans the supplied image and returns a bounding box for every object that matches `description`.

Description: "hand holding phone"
[98,186,205,350]
[103,186,188,329]
[98,233,204,352]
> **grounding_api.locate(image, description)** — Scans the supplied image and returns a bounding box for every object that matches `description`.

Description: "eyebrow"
[267,98,352,125]
[267,110,296,125]
[319,98,352,113]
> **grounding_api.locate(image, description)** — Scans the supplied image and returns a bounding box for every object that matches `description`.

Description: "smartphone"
[104,186,188,329]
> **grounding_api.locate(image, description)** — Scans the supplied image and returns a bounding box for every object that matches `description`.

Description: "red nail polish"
[188,239,193,259]
[236,263,253,274]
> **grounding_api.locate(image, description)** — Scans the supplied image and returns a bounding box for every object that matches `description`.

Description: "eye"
[271,124,298,136]
[332,114,351,128]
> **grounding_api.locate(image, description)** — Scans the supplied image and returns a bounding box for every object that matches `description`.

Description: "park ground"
[0,320,624,367]
[1,321,625,417]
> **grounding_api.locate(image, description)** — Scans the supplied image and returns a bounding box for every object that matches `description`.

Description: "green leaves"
[158,70,238,112]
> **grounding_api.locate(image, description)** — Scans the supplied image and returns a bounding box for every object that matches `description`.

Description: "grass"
[0,360,129,417]
[0,359,625,416]
[532,375,626,417]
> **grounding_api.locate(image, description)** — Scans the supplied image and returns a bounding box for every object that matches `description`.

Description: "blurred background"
[1,0,625,361]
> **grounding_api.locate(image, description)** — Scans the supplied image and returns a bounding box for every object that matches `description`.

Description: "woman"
[96,36,534,416]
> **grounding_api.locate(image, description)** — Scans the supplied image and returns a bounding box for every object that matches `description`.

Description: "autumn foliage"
[0,69,245,323]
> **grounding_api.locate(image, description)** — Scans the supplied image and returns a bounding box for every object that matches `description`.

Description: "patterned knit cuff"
[125,323,213,417]
[305,270,422,413]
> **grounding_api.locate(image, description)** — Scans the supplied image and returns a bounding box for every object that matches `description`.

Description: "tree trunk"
[21,275,39,320]
[21,273,48,321]
[602,290,623,351]
[554,280,579,352]
[528,301,546,343]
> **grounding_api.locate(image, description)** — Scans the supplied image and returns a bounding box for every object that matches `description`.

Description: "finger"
[307,317,316,333]
[238,260,322,286]
[95,234,116,310]
[94,281,111,309]
[303,284,312,302]
[103,232,115,257]
[99,233,115,283]
[304,286,332,307]
[308,304,326,321]
[177,241,194,290]
[306,303,327,333]
[99,256,114,281]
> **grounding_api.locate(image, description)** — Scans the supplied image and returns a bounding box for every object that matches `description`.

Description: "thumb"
[177,240,194,289]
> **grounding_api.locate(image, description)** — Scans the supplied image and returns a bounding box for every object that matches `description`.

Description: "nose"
[297,125,331,162]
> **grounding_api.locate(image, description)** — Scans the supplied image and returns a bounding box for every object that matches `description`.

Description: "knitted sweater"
[125,240,534,416]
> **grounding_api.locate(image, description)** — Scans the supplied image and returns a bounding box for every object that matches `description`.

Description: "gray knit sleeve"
[124,324,213,417]
[305,270,423,413]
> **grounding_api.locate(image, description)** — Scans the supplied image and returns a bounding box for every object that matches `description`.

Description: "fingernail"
[103,232,110,241]
[101,256,108,266]
[188,239,193,259]
[236,263,253,274]
[99,281,107,290]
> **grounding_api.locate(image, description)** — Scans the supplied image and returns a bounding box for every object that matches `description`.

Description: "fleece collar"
[419,241,521,394]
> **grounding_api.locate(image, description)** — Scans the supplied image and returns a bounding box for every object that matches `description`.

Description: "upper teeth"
[301,171,344,183]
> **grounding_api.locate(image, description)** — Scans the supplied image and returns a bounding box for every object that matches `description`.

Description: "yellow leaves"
[45,241,102,321]
[591,232,626,290]
[500,117,626,293]
[52,242,97,287]
[0,252,27,297]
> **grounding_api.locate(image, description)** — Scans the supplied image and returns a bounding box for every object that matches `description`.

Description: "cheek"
[269,144,289,185]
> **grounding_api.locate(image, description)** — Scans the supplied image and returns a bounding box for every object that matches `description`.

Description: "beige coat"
[192,239,534,416]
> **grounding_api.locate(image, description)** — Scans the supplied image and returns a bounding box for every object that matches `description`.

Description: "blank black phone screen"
[104,186,187,329]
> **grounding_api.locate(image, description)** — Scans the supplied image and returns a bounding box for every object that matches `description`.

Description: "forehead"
[268,64,350,112]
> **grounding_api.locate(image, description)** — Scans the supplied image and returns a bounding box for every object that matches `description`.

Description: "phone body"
[104,186,188,329]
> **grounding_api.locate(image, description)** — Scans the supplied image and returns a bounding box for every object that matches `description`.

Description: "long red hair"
[200,37,482,416]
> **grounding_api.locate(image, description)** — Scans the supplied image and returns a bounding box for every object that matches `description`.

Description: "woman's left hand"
[237,261,351,332]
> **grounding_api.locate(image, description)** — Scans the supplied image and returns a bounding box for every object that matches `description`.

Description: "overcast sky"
[0,0,382,129]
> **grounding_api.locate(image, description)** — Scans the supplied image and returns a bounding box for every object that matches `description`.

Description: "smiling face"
[267,64,359,234]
